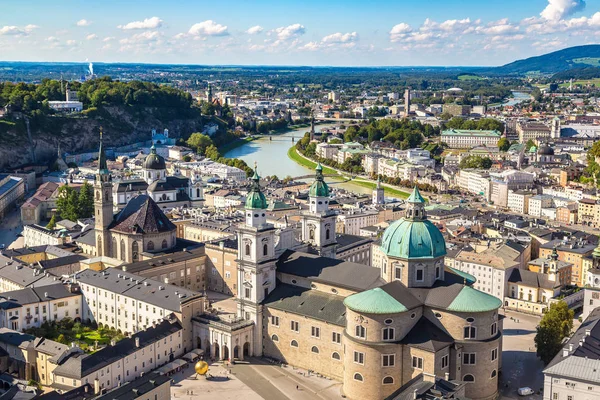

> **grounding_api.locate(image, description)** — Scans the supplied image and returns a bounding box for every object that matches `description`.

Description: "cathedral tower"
[236,165,277,356]
[94,128,114,257]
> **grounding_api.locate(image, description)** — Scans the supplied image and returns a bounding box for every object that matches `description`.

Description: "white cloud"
[46,36,59,42]
[66,40,78,46]
[322,32,358,43]
[271,23,305,40]
[77,19,92,27]
[541,0,585,21]
[188,20,229,36]
[118,17,163,30]
[0,25,37,36]
[246,25,264,35]
[120,31,162,44]
[299,41,320,51]
[103,37,115,42]
[389,23,412,42]
[86,34,98,40]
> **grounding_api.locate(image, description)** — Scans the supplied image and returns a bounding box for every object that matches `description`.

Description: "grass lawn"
[287,146,339,176]
[458,74,484,81]
[559,78,600,88]
[352,179,411,199]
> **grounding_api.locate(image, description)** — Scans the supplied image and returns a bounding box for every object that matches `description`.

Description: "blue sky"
[1,0,599,66]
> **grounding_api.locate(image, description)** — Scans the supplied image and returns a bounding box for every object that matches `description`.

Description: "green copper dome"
[593,236,600,259]
[245,167,268,209]
[309,163,329,197]
[344,287,408,314]
[381,219,446,259]
[446,285,502,313]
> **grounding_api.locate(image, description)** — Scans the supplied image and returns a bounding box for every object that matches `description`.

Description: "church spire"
[97,127,111,180]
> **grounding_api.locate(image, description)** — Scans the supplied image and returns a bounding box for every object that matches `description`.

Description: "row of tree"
[186,132,253,176]
[343,119,439,149]
[49,181,94,227]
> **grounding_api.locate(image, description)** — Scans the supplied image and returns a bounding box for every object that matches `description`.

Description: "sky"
[1,0,599,66]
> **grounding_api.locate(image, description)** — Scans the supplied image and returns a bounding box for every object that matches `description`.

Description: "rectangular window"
[463,353,476,365]
[552,394,558,400]
[245,288,251,299]
[353,351,364,365]
[412,356,423,370]
[271,316,279,326]
[395,267,402,280]
[382,354,395,367]
[463,326,476,339]
[290,321,299,332]
[490,322,497,336]
[441,354,449,369]
[332,332,341,344]
[491,348,498,361]
[416,268,424,281]
[311,326,320,338]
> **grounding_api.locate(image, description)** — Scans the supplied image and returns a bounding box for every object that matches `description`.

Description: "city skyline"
[1,0,600,66]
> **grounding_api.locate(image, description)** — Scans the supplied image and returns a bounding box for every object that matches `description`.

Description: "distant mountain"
[490,45,600,75]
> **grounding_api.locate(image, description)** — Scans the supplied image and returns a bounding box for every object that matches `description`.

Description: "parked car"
[518,387,534,396]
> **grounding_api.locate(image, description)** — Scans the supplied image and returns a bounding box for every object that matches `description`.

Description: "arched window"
[309,228,315,240]
[383,376,394,385]
[355,325,366,338]
[147,241,154,251]
[463,374,475,382]
[332,352,340,360]
[491,370,497,378]
[290,340,298,348]
[132,241,139,262]
[120,239,125,261]
[112,238,117,259]
[263,244,268,256]
[311,346,319,354]
[353,373,363,382]
[326,229,330,240]
[382,327,395,341]
[104,190,109,201]
[245,244,251,256]
[271,334,279,342]
[162,239,168,249]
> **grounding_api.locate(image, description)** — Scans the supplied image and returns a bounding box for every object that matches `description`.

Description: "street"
[0,207,23,250]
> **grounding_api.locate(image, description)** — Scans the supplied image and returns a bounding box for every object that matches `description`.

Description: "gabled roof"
[111,194,175,234]
[400,316,454,352]
[508,268,561,290]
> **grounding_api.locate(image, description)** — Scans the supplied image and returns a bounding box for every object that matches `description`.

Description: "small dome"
[309,163,329,197]
[144,145,166,170]
[538,144,554,156]
[344,287,408,314]
[446,285,502,312]
[381,219,446,259]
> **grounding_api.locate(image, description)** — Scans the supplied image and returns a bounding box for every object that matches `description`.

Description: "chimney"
[94,378,100,395]
[569,343,573,352]
[110,339,116,346]
[586,329,591,336]
[135,337,140,348]
[413,389,418,400]
[563,349,569,357]
[44,292,48,298]
[444,372,449,381]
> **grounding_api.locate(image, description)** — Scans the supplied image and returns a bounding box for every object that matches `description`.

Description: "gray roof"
[508,269,561,290]
[529,257,572,270]
[39,255,87,270]
[541,239,596,254]
[93,372,170,400]
[335,234,373,252]
[0,283,77,305]
[276,250,384,292]
[544,308,600,383]
[119,247,205,275]
[74,267,202,312]
[0,257,59,288]
[32,338,69,359]
[0,328,35,348]
[53,316,182,379]
[400,316,454,352]
[263,283,346,326]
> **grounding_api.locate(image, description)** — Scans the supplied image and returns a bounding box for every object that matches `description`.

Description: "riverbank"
[218,136,258,154]
[288,146,411,199]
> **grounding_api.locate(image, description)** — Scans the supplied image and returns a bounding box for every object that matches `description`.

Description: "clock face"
[244,271,251,281]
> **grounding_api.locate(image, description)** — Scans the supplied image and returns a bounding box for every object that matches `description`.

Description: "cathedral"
[93,133,179,262]
[195,163,503,400]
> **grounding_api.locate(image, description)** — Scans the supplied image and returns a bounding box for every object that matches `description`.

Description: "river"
[490,91,532,108]
[223,124,375,196]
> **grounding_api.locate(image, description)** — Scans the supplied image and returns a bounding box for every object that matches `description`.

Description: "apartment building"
[540,239,596,286]
[528,195,554,217]
[441,129,501,149]
[204,239,239,296]
[0,283,81,331]
[507,190,534,214]
[490,170,535,208]
[51,316,183,393]
[0,174,25,220]
[336,211,379,236]
[75,267,205,354]
[454,250,519,301]
[455,170,492,200]
[0,257,58,292]
[517,122,551,143]
[578,198,599,227]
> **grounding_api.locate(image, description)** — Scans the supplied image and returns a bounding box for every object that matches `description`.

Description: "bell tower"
[94,128,113,257]
[236,164,277,357]
[300,164,337,258]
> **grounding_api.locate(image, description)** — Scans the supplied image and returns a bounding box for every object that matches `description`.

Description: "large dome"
[380,218,447,259]
[143,145,166,170]
[538,144,554,156]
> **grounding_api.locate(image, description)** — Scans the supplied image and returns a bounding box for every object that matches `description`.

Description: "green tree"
[78,181,94,219]
[204,144,221,161]
[55,185,79,222]
[459,155,493,169]
[525,139,536,151]
[497,137,511,152]
[535,301,574,364]
[186,133,214,156]
[46,214,57,230]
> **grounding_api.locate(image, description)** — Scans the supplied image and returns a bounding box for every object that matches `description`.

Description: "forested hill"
[489,44,600,75]
[0,78,211,168]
